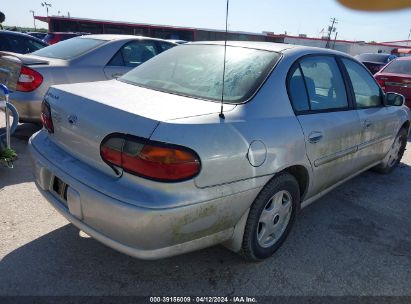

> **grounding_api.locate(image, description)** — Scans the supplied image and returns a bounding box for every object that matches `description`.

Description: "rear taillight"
[376,77,386,91]
[16,66,43,92]
[101,134,201,182]
[41,100,54,133]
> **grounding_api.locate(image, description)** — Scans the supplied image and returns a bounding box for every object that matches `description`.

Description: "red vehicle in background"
[42,32,89,45]
[375,57,411,108]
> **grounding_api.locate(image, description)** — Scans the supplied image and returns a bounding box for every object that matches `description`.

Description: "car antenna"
[219,0,230,120]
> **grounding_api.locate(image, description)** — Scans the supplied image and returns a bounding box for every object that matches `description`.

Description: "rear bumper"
[29,131,259,259]
[9,91,42,122]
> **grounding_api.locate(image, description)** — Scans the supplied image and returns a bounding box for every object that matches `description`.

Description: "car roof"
[1,30,36,37]
[79,34,177,44]
[188,41,349,56]
[358,53,392,56]
[395,56,411,61]
[0,30,48,44]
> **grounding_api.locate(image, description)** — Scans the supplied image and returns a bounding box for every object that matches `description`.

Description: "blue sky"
[2,0,411,42]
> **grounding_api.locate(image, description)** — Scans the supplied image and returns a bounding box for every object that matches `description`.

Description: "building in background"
[265,33,411,56]
[35,15,411,56]
[34,15,273,42]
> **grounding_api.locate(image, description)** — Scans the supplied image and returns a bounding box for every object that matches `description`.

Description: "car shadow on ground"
[1,162,411,296]
[0,123,40,188]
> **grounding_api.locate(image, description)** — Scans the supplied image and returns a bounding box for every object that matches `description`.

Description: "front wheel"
[240,172,300,261]
[374,128,407,174]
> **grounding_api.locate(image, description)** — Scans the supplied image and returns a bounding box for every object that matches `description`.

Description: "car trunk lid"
[45,80,235,176]
[0,51,50,66]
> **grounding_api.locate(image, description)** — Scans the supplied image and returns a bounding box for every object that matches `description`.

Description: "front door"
[341,58,398,166]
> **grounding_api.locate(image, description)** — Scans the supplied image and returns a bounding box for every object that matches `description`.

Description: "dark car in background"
[43,32,90,45]
[27,32,47,40]
[0,30,48,54]
[375,57,411,108]
[355,53,397,74]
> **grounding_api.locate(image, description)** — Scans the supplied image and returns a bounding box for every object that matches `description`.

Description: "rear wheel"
[240,173,299,261]
[374,128,407,174]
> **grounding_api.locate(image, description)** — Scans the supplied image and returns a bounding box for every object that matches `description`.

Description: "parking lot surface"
[0,122,410,296]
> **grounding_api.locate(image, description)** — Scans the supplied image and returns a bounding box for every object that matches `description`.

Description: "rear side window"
[342,58,382,108]
[108,40,158,67]
[288,56,348,112]
[157,41,175,52]
[288,66,310,111]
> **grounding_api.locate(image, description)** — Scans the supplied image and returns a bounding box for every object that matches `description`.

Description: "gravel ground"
[0,121,410,296]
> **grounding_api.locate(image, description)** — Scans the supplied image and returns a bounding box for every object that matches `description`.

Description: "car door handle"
[308,132,323,144]
[363,120,373,129]
[112,73,123,79]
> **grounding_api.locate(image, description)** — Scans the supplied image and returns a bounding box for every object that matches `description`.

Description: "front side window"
[342,58,382,108]
[120,44,280,103]
[31,37,105,59]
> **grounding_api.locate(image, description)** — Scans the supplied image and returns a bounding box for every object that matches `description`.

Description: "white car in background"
[0,35,176,122]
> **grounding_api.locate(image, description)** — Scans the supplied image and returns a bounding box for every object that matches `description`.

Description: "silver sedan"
[0,35,176,122]
[29,42,410,261]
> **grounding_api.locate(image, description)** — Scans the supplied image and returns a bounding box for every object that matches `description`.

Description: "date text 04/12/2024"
[149,297,257,303]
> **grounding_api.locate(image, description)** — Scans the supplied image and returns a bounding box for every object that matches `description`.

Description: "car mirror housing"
[385,92,405,106]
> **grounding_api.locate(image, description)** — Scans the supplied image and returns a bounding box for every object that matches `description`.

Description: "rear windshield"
[31,37,105,60]
[120,44,281,103]
[356,53,396,63]
[382,60,411,75]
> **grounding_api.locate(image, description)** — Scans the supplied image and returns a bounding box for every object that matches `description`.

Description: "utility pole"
[408,28,411,45]
[325,17,338,49]
[41,2,52,17]
[332,32,338,49]
[29,10,36,30]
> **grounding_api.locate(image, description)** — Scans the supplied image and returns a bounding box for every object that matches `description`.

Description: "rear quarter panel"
[150,56,311,190]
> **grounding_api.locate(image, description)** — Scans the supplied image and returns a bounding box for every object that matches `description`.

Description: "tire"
[240,172,300,261]
[374,128,408,174]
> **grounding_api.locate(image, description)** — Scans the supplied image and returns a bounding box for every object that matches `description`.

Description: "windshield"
[120,44,281,103]
[31,37,105,60]
[382,60,411,75]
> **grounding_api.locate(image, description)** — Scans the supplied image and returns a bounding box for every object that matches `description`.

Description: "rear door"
[288,55,362,195]
[340,58,398,166]
[103,40,159,79]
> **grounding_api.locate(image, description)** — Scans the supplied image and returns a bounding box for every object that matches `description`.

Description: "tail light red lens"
[101,135,201,182]
[376,77,386,91]
[16,66,43,92]
[41,100,54,133]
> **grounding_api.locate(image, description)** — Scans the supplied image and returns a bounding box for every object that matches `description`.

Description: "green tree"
[0,11,5,30]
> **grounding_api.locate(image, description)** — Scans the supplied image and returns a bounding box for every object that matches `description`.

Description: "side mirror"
[385,92,405,106]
